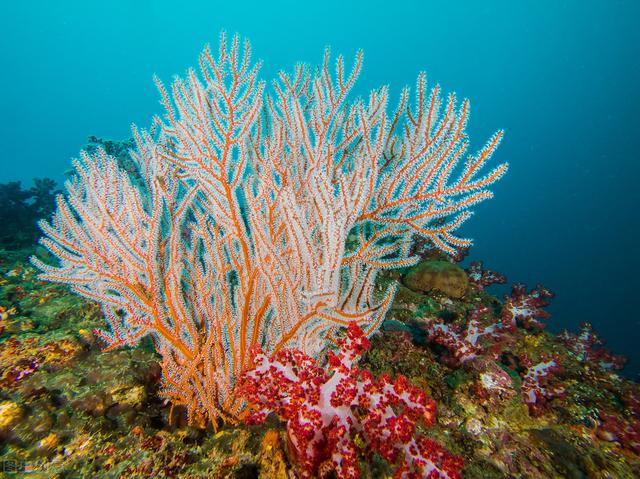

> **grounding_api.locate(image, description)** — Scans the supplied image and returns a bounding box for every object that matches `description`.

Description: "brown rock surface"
[403,260,469,299]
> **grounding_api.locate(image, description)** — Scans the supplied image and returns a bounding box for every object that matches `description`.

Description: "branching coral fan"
[31,32,506,427]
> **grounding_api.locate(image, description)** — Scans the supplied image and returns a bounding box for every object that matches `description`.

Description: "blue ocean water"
[1,0,638,377]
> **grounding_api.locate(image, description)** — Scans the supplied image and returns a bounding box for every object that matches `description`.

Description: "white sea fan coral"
[32,33,507,426]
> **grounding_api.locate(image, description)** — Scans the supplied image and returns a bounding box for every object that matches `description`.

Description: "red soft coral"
[238,322,463,478]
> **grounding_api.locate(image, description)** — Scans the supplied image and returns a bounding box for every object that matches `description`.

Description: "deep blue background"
[2,1,638,377]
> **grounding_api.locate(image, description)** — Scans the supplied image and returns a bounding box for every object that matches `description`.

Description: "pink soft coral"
[238,322,463,479]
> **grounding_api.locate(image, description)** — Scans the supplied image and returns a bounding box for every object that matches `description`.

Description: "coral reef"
[2,240,640,477]
[2,33,637,479]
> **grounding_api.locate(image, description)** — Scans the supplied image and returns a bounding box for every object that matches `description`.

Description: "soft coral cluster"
[419,278,568,415]
[466,261,506,291]
[559,322,627,371]
[426,305,503,367]
[238,322,463,479]
[501,284,554,330]
[424,280,557,370]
